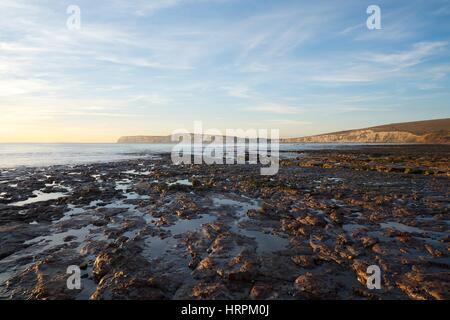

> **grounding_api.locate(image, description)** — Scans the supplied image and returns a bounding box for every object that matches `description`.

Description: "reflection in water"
[10,190,67,207]
[212,194,288,253]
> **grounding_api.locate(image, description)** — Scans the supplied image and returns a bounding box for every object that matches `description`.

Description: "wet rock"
[250,283,274,299]
[192,179,202,188]
[396,272,450,300]
[291,255,315,268]
[1,146,449,300]
[75,184,101,197]
[191,283,233,299]
[328,210,343,225]
[294,272,339,299]
[217,253,259,282]
[352,259,371,286]
[79,262,88,270]
[297,214,326,227]
[93,252,114,281]
[424,244,444,257]
[134,181,154,195]
[360,236,378,248]
[63,235,77,242]
[5,253,81,300]
[96,207,127,217]
[92,273,166,300]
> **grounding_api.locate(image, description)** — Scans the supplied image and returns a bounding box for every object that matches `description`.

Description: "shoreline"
[1,143,448,170]
[0,145,449,300]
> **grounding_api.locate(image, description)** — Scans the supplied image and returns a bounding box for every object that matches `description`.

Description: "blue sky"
[0,0,449,142]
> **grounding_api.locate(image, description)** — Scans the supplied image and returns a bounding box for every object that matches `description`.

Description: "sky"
[0,0,449,142]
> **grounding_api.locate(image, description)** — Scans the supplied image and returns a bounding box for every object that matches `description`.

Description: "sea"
[0,143,368,168]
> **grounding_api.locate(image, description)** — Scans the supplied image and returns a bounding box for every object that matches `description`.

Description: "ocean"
[0,143,367,168]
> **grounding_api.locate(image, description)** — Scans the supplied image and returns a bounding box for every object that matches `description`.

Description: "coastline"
[0,145,449,299]
[0,142,448,170]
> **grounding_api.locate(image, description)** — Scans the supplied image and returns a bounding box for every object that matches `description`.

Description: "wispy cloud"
[135,0,184,15]
[244,103,304,114]
[311,73,376,83]
[433,3,450,16]
[360,41,448,68]
[0,79,55,96]
[127,94,170,105]
[266,119,312,126]
[223,85,252,98]
[0,0,449,141]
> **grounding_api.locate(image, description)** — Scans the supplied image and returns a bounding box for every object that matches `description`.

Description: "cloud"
[240,62,270,73]
[135,0,183,15]
[234,8,336,61]
[360,41,448,68]
[307,41,448,85]
[115,0,227,16]
[0,1,449,141]
[339,5,425,42]
[334,106,393,113]
[425,64,450,80]
[223,85,252,98]
[433,4,450,16]
[266,119,312,126]
[96,55,193,70]
[0,93,169,125]
[339,23,364,35]
[0,79,55,96]
[113,0,199,16]
[128,94,170,105]
[311,73,376,83]
[244,103,304,114]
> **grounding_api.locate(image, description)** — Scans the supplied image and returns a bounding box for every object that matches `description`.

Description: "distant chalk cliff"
[117,119,449,144]
[281,118,450,144]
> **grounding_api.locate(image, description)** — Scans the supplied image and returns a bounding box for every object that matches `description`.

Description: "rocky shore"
[0,145,448,300]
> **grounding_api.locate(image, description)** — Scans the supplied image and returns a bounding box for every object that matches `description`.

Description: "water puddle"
[143,213,216,261]
[91,174,103,182]
[24,224,97,254]
[75,266,98,300]
[343,223,366,233]
[327,177,344,183]
[212,194,288,254]
[103,200,135,211]
[10,190,67,207]
[58,205,86,222]
[239,229,289,254]
[212,196,260,215]
[122,170,152,176]
[115,179,131,192]
[167,214,216,236]
[380,222,425,234]
[168,179,193,186]
[143,236,178,259]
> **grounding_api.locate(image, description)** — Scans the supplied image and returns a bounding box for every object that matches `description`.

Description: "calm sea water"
[0,143,364,168]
